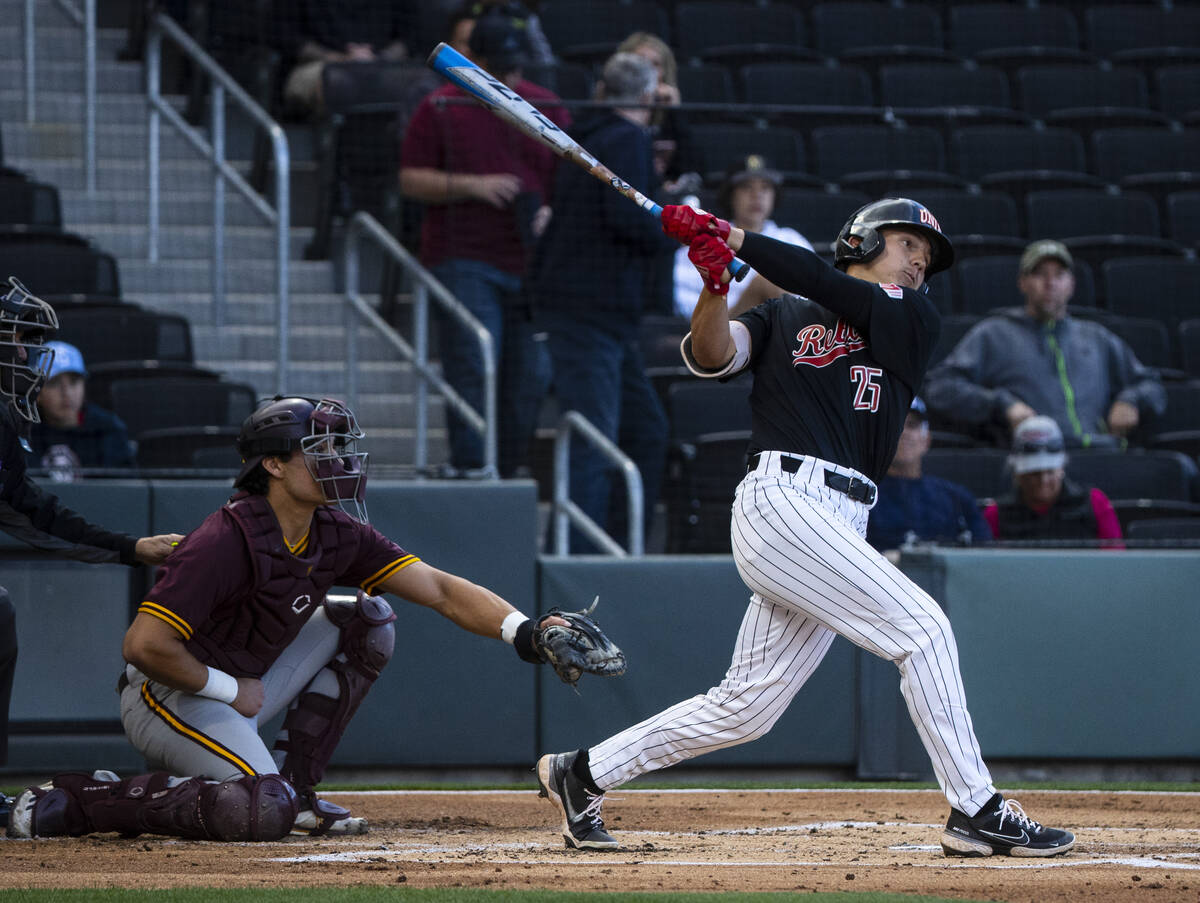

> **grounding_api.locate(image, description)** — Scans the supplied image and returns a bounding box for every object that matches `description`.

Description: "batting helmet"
[235,396,370,522]
[834,198,954,280]
[0,277,59,423]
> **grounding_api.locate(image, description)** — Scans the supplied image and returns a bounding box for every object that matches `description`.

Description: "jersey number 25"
[850,366,883,412]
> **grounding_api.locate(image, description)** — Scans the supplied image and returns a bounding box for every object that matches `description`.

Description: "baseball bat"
[426,42,750,283]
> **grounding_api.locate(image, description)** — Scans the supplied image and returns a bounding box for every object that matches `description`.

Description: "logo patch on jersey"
[791,320,867,368]
[879,283,904,299]
[291,594,312,614]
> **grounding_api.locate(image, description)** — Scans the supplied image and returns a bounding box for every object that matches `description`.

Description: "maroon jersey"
[138,494,416,677]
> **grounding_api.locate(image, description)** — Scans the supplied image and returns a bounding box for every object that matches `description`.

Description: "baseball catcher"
[524,597,626,688]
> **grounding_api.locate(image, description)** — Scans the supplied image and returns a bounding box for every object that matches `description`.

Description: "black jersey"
[732,232,942,483]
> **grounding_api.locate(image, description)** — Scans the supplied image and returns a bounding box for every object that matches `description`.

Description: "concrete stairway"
[0,3,445,468]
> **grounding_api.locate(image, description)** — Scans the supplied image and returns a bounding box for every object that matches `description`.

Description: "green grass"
[0,891,995,903]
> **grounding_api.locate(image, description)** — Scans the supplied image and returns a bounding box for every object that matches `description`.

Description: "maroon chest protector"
[209,492,360,674]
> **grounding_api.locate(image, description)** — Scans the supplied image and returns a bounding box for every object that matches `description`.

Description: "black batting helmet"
[834,197,954,278]
[235,396,370,522]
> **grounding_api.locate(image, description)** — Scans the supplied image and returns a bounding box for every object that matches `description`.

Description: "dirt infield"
[3,788,1198,901]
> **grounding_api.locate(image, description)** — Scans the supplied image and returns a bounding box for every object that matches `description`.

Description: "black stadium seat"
[673,2,811,67]
[677,63,736,105]
[953,254,1098,314]
[1153,64,1200,120]
[1084,5,1200,67]
[0,171,62,229]
[0,229,119,297]
[948,124,1102,202]
[683,123,812,185]
[1103,258,1200,329]
[1166,191,1200,248]
[739,62,874,108]
[539,0,670,63]
[1015,64,1164,132]
[1092,127,1200,201]
[85,361,222,411]
[55,305,194,366]
[134,425,243,469]
[811,2,952,66]
[949,4,1089,72]
[809,124,964,194]
[108,377,257,439]
[770,188,871,252]
[1066,450,1198,503]
[921,448,1011,500]
[666,429,750,553]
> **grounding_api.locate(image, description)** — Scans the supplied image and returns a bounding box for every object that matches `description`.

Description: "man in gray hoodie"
[924,240,1166,448]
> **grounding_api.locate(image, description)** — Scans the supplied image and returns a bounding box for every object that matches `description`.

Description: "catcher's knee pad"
[277,592,395,790]
[84,773,297,842]
[7,771,111,837]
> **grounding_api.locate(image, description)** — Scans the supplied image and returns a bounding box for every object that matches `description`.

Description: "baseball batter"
[537,199,1075,859]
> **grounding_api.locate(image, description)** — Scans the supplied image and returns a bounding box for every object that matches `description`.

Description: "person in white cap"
[982,415,1124,545]
[924,239,1165,449]
[28,340,133,480]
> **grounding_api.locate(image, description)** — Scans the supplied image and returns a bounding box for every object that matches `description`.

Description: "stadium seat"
[1142,380,1200,457]
[522,62,595,101]
[1015,64,1166,133]
[0,171,61,229]
[949,4,1090,72]
[1125,517,1200,541]
[1091,128,1200,210]
[1153,64,1200,120]
[927,313,980,368]
[811,2,954,66]
[1180,319,1200,378]
[666,377,752,448]
[809,124,965,194]
[682,123,813,185]
[953,254,1097,314]
[134,425,243,470]
[1103,258,1200,329]
[0,228,119,297]
[539,1,670,63]
[1164,191,1200,249]
[108,376,257,439]
[949,124,1102,203]
[1110,497,1200,533]
[921,448,1011,500]
[1066,449,1198,503]
[878,62,1012,110]
[1069,310,1175,374]
[676,63,736,105]
[673,2,812,67]
[908,188,1023,259]
[1084,5,1200,66]
[739,61,874,109]
[770,188,871,253]
[665,429,750,553]
[55,305,194,366]
[85,361,222,411]
[639,314,690,370]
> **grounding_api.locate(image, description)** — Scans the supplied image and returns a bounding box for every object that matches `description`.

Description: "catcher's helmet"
[235,396,370,522]
[0,277,59,423]
[834,198,954,280]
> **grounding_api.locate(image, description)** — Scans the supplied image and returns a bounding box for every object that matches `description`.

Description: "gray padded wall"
[537,557,857,768]
[337,481,542,766]
[936,549,1200,759]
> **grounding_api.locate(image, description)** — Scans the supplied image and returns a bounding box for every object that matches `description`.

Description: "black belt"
[746,452,877,505]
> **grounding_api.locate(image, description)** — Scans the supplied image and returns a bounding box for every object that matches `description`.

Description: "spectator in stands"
[528,51,675,551]
[925,240,1166,448]
[400,6,567,477]
[867,397,991,555]
[983,415,1124,546]
[280,1,416,118]
[673,155,813,318]
[0,279,181,817]
[26,341,134,480]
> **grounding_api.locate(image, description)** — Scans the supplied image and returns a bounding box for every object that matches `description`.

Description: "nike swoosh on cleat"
[980,828,1029,845]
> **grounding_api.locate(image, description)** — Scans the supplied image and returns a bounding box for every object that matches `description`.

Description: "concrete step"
[191,324,401,362]
[82,223,313,261]
[0,90,185,125]
[124,291,383,326]
[12,156,248,193]
[4,120,208,161]
[209,359,423,398]
[0,25,126,60]
[0,59,143,93]
[117,258,336,294]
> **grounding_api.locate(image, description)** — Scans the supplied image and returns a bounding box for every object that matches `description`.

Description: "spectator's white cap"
[1009,415,1067,474]
[43,340,87,380]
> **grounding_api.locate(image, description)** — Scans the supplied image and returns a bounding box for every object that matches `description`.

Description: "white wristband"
[500,611,530,645]
[197,666,239,704]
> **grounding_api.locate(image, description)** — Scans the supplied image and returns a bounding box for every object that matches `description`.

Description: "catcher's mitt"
[533,596,626,688]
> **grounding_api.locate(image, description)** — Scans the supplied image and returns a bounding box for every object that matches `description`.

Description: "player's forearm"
[122,625,209,694]
[689,289,736,369]
[427,572,516,639]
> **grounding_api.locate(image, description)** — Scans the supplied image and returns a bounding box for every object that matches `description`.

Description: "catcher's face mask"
[0,278,59,423]
[300,399,369,523]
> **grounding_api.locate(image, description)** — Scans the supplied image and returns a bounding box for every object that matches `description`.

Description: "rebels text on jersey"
[733,232,942,483]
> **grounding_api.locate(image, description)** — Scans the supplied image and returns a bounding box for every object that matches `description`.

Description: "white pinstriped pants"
[589,451,997,815]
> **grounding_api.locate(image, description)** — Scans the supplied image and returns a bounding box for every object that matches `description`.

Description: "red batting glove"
[688,234,735,296]
[661,204,731,244]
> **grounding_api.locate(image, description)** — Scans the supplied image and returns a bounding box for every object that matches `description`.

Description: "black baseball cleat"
[536,751,618,850]
[291,787,367,836]
[941,794,1075,857]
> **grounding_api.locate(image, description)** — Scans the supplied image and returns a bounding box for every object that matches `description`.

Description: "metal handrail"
[24,0,96,192]
[145,12,291,392]
[342,212,497,477]
[552,411,644,557]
